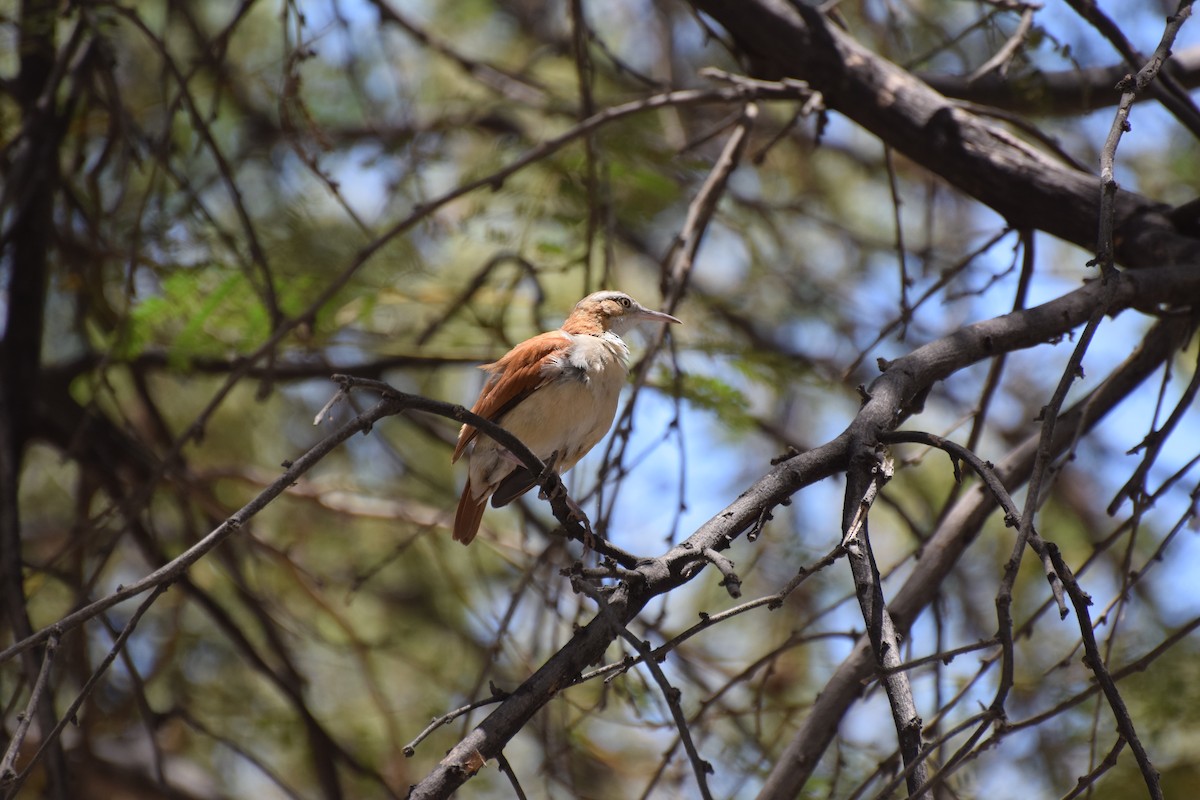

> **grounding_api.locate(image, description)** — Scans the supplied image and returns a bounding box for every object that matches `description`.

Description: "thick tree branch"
[689,0,1200,269]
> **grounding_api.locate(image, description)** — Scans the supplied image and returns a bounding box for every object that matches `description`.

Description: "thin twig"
[1046,545,1163,799]
[700,548,742,598]
[0,633,58,787]
[880,429,1067,616]
[874,637,1000,678]
[1060,737,1126,800]
[403,693,509,757]
[967,6,1037,83]
[840,452,930,797]
[1094,1,1195,274]
[495,750,530,800]
[4,587,167,799]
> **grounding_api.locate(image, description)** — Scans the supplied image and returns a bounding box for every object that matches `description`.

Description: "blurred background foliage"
[2,0,1200,798]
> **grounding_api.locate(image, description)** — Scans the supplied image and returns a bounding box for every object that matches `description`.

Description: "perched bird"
[451,291,681,544]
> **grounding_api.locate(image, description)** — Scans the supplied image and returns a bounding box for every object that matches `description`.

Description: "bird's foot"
[536,450,564,502]
[562,492,596,551]
[537,451,595,550]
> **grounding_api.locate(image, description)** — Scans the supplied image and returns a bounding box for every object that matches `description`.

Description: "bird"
[451,290,681,544]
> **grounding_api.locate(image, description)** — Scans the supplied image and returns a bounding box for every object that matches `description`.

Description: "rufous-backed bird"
[451,290,681,544]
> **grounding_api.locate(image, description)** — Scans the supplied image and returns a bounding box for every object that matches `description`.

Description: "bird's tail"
[453,478,487,544]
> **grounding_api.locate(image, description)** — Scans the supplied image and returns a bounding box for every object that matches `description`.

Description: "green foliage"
[123,268,267,364]
[675,372,754,432]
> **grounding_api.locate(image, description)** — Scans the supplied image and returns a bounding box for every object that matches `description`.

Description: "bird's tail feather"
[453,478,487,544]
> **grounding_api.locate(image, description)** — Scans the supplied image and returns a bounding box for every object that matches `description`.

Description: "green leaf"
[171,272,246,368]
[676,373,754,431]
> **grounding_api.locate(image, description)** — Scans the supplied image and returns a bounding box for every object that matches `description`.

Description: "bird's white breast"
[553,331,630,383]
[534,331,629,468]
[468,332,630,495]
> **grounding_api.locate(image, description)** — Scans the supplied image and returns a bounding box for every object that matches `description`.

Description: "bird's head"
[565,291,682,336]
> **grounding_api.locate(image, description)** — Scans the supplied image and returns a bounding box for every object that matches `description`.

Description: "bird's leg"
[539,449,563,481]
[537,450,595,549]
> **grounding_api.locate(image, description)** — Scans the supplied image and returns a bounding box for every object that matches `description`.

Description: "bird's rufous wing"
[451,331,571,462]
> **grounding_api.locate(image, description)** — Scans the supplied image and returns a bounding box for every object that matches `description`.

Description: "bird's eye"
[620,297,631,308]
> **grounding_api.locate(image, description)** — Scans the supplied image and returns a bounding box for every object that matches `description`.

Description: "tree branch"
[689,0,1200,269]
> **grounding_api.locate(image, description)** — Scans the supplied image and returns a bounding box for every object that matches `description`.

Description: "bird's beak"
[634,306,682,325]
